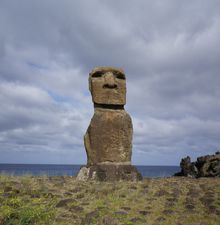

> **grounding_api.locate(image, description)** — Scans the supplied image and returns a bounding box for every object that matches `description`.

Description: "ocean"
[0,164,180,178]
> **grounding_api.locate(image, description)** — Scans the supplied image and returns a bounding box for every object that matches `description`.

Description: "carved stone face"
[89,67,126,105]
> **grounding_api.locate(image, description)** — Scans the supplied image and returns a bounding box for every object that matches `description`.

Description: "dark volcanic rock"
[56,198,75,208]
[139,210,150,215]
[4,186,12,193]
[196,153,220,177]
[69,205,84,212]
[185,204,195,210]
[82,210,99,224]
[163,209,174,215]
[174,156,198,177]
[174,152,220,177]
[154,189,169,197]
[130,217,146,223]
[156,216,166,222]
[114,210,128,215]
[102,216,119,225]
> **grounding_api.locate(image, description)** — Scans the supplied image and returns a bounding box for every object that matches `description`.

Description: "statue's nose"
[104,72,117,88]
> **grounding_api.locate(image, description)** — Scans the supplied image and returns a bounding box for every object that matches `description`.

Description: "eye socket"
[92,71,103,78]
[115,72,125,80]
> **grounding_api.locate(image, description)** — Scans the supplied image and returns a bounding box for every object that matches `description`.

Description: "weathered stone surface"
[85,108,132,165]
[175,156,198,177]
[89,67,126,105]
[76,167,90,181]
[77,66,142,181]
[196,152,220,177]
[174,152,220,177]
[77,165,142,182]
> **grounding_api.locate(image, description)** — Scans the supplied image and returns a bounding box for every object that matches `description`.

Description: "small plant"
[18,205,54,225]
[0,204,55,225]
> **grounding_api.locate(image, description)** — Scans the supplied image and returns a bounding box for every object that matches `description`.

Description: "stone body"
[85,108,132,166]
[174,152,220,178]
[77,67,142,181]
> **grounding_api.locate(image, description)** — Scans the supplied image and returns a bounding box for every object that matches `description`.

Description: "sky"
[0,0,220,165]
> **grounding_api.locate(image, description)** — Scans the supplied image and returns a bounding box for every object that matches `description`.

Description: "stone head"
[89,67,126,105]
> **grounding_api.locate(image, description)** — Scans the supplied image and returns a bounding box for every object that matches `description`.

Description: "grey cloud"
[0,81,90,163]
[0,0,220,164]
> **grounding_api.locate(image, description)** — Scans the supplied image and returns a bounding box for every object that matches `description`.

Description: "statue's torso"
[85,108,132,165]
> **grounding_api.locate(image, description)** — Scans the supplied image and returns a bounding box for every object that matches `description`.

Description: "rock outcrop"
[77,67,142,181]
[174,152,220,178]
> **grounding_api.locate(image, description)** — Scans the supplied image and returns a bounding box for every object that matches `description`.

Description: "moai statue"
[77,67,142,181]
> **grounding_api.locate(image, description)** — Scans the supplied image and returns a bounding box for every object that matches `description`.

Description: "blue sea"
[0,164,180,178]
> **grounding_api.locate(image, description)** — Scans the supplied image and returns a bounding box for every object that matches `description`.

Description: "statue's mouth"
[103,84,117,89]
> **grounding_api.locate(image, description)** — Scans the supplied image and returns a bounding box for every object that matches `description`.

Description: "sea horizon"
[0,163,180,178]
[0,163,179,166]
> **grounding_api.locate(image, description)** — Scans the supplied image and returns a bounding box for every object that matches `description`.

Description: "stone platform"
[77,164,143,182]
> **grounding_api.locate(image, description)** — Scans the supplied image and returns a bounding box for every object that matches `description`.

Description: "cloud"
[0,81,90,163]
[0,0,220,164]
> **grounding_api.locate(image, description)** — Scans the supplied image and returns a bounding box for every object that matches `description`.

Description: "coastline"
[0,175,219,225]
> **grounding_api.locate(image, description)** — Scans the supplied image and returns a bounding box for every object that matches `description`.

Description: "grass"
[0,175,219,225]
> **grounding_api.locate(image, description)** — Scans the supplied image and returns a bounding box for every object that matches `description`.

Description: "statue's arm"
[84,129,92,165]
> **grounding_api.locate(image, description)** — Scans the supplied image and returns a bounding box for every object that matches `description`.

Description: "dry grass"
[0,175,220,225]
